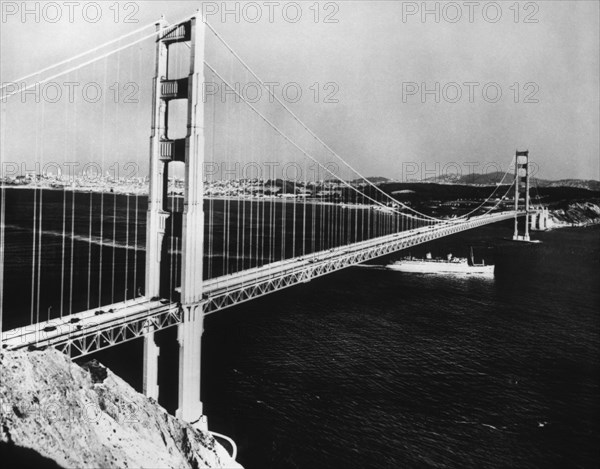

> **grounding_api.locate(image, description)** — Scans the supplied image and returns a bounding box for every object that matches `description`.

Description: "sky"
[1,0,599,181]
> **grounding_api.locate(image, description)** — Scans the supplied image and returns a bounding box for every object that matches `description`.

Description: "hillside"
[423,173,600,191]
[373,182,599,203]
[0,349,241,469]
[549,202,600,227]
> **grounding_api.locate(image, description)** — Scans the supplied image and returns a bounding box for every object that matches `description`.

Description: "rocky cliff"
[0,349,242,469]
[549,202,600,227]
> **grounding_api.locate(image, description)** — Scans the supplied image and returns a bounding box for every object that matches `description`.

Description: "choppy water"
[197,224,600,469]
[2,188,599,468]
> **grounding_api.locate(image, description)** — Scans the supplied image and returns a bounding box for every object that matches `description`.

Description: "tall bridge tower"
[513,150,531,241]
[144,13,206,427]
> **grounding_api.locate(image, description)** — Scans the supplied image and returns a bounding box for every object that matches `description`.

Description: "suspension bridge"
[0,12,546,428]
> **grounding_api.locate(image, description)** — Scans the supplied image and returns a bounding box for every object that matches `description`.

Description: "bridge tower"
[512,150,531,241]
[144,13,207,428]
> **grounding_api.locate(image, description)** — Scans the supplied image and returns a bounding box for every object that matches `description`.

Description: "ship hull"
[388,261,494,275]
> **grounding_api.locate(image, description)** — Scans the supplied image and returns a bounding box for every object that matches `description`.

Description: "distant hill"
[425,171,511,185]
[542,179,600,191]
[418,172,600,191]
[372,181,600,206]
[350,176,390,184]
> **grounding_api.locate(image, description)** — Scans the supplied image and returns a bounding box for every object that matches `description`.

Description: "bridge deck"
[1,211,518,357]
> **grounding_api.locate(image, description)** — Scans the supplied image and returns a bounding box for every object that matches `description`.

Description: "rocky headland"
[0,349,242,469]
[548,201,600,228]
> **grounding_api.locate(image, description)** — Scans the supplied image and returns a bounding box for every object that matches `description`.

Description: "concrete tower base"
[176,304,206,430]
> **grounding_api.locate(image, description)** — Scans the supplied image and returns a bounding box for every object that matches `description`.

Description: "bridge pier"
[176,305,206,429]
[143,330,160,401]
[530,211,538,231]
[530,207,550,231]
[541,207,549,229]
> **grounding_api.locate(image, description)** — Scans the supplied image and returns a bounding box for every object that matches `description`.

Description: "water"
[198,225,600,468]
[2,189,599,468]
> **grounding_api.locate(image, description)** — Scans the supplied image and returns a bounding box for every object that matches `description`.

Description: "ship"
[388,248,494,275]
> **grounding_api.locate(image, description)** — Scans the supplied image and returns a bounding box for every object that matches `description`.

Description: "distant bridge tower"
[512,150,531,241]
[144,13,206,428]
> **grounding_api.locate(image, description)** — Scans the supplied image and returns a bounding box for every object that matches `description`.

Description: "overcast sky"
[1,1,598,181]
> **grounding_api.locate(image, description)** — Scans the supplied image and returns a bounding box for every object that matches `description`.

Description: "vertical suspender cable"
[271,168,276,262]
[253,115,259,267]
[240,81,248,272]
[260,134,265,265]
[36,98,46,325]
[302,159,307,257]
[97,57,109,307]
[87,190,92,310]
[281,135,286,260]
[125,191,130,300]
[30,96,40,325]
[312,171,316,254]
[222,81,229,277]
[208,71,216,279]
[133,45,141,297]
[87,65,94,310]
[60,75,69,318]
[111,47,122,304]
[292,165,297,257]
[69,69,78,315]
[133,192,138,296]
[235,97,241,272]
[0,102,6,336]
